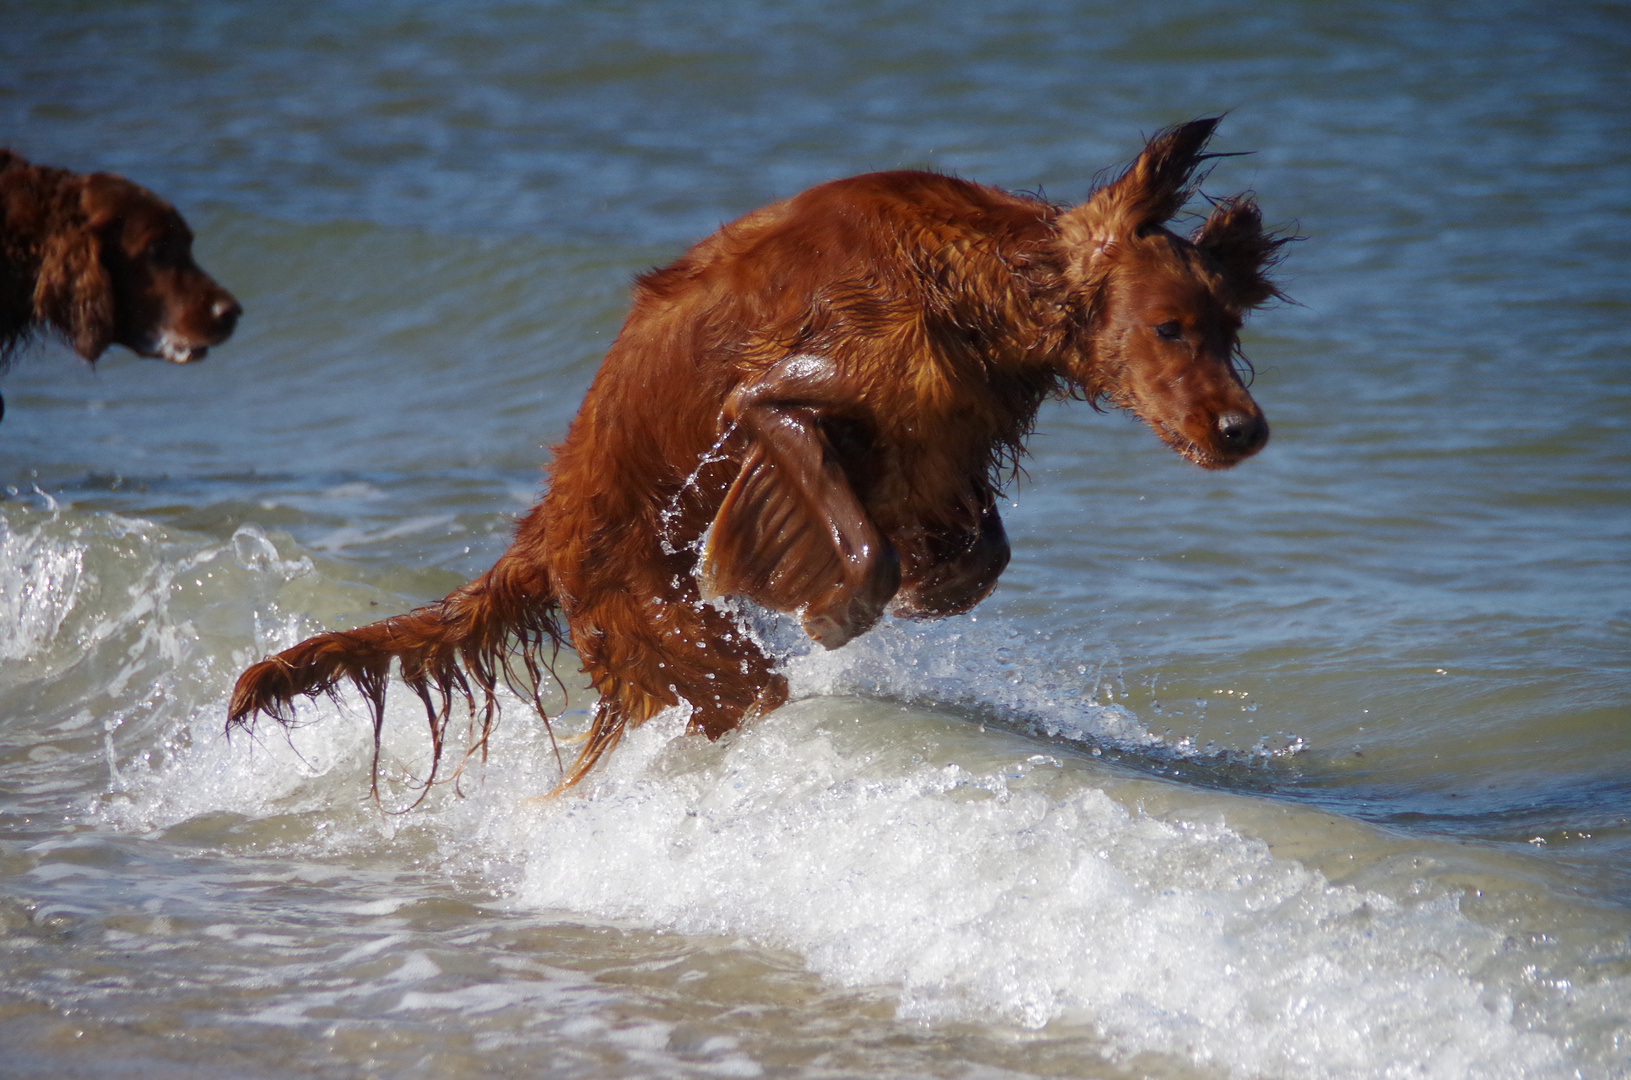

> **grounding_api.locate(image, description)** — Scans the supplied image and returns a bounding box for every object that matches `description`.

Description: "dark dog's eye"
[146,236,185,263]
[1153,321,1183,341]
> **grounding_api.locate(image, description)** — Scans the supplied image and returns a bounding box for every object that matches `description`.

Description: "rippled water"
[2,2,1628,1077]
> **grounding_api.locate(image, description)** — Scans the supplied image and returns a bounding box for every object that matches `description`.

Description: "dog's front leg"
[889,491,1011,620]
[700,354,900,648]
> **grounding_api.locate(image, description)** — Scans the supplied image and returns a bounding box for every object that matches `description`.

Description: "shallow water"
[2,2,1628,1077]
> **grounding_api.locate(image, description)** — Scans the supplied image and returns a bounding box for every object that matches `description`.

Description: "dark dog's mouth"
[137,344,208,364]
[134,298,240,363]
[160,344,209,364]
[136,332,214,364]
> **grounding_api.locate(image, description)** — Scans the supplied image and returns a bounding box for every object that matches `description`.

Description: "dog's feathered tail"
[227,539,568,807]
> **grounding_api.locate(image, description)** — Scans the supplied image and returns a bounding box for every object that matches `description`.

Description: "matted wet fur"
[229,118,1292,799]
[0,150,241,379]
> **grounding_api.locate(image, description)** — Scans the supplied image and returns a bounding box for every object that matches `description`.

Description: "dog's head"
[36,171,241,363]
[1055,119,1292,469]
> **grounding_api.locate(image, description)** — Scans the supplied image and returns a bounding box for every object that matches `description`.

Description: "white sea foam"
[0,510,87,661]
[455,703,1571,1079]
[21,512,1608,1079]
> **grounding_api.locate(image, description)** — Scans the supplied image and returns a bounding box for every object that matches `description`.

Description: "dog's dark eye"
[146,236,185,262]
[1153,321,1183,341]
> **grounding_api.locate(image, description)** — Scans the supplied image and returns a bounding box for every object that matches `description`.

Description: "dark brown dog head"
[1055,119,1292,469]
[35,171,242,364]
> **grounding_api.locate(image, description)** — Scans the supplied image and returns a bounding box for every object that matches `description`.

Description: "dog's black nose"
[214,296,243,333]
[1217,412,1268,455]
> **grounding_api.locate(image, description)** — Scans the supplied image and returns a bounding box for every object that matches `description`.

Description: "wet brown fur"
[228,118,1291,796]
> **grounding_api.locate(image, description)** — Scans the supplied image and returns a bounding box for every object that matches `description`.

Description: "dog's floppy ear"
[1058,117,1220,262]
[35,189,115,361]
[1193,195,1293,310]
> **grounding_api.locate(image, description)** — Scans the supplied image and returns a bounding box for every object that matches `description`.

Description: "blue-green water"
[2,3,1628,1077]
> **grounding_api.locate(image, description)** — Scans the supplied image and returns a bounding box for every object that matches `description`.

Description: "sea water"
[2,2,1627,1077]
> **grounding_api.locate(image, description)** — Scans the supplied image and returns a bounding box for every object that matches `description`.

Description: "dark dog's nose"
[1217,412,1268,455]
[213,296,243,333]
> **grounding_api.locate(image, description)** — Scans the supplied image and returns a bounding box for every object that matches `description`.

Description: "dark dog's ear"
[1193,195,1293,310]
[1059,118,1221,259]
[34,212,115,361]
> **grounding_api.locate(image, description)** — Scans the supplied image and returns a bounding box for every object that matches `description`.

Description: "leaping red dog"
[229,118,1290,795]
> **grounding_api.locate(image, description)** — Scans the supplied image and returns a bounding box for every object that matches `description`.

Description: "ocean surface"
[2,2,1628,1077]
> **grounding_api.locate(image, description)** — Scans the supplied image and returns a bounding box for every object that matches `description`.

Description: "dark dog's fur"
[230,118,1290,797]
[0,151,241,395]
